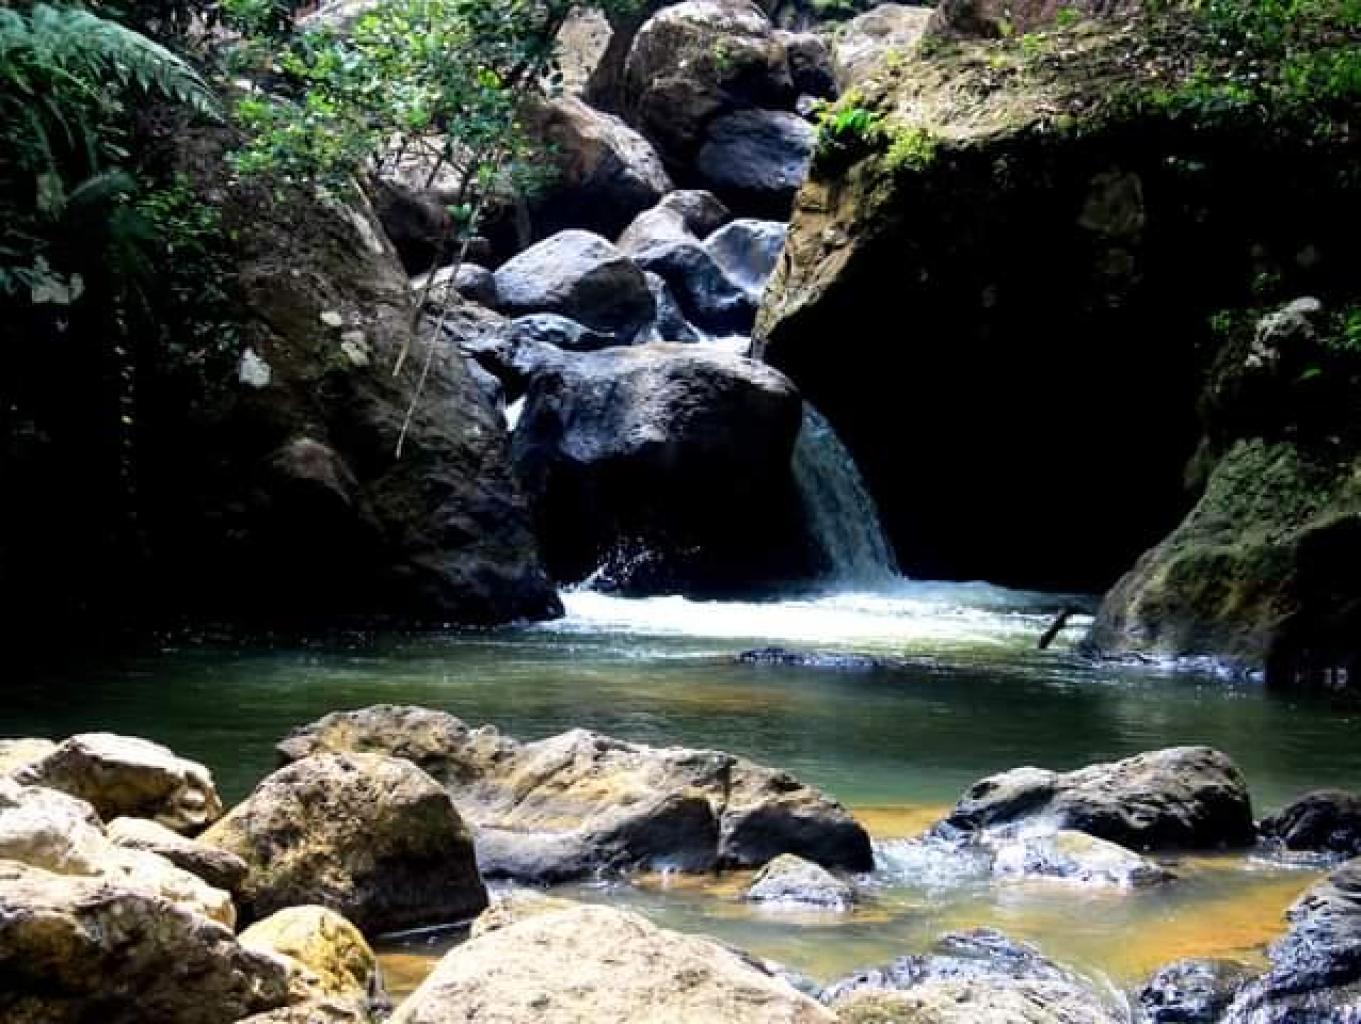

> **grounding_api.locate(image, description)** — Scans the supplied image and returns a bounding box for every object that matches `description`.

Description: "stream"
[8,581,1361,999]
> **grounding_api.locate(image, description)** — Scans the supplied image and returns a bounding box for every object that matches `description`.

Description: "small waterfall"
[792,402,899,586]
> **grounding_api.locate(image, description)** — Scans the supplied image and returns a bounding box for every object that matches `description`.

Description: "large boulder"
[826,929,1122,1024]
[832,4,932,88]
[621,0,795,165]
[389,904,835,1023]
[939,747,1256,851]
[201,752,488,933]
[508,343,812,592]
[1223,858,1361,1022]
[522,95,674,241]
[1262,790,1361,858]
[705,218,789,304]
[0,859,293,1024]
[624,234,757,333]
[642,271,704,343]
[16,733,222,834]
[659,188,733,237]
[696,109,816,218]
[107,816,249,894]
[277,705,874,882]
[492,230,655,343]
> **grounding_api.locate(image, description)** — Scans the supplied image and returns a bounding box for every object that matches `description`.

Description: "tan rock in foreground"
[390,904,834,1024]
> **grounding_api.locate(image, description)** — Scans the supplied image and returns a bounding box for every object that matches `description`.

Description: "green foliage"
[812,92,884,167]
[883,124,938,172]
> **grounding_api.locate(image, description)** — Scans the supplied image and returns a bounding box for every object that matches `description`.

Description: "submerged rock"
[278,705,874,882]
[825,928,1122,1024]
[737,647,895,670]
[202,752,488,933]
[16,732,223,834]
[940,747,1255,851]
[746,853,855,908]
[1262,790,1361,858]
[1140,958,1256,1024]
[987,829,1174,887]
[492,230,655,343]
[508,342,812,593]
[389,904,835,1023]
[1222,857,1361,1022]
[0,859,293,1024]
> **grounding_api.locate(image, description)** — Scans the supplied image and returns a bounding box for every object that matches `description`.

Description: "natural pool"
[8,581,1360,997]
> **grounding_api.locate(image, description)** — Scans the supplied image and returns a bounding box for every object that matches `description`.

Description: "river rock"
[239,906,382,1005]
[508,342,810,592]
[202,752,488,933]
[697,109,815,218]
[706,218,789,303]
[16,732,223,834]
[746,853,855,908]
[780,30,838,99]
[235,1003,369,1024]
[626,234,756,333]
[988,830,1173,887]
[1140,958,1256,1024]
[618,203,696,252]
[522,95,674,240]
[1262,790,1361,858]
[621,0,795,164]
[1222,857,1361,1022]
[826,928,1122,1024]
[389,903,835,1023]
[833,4,931,87]
[659,188,733,237]
[411,262,498,308]
[643,271,703,343]
[492,230,655,342]
[508,313,616,352]
[278,705,874,881]
[107,815,249,894]
[0,739,57,778]
[940,747,1256,851]
[0,859,293,1024]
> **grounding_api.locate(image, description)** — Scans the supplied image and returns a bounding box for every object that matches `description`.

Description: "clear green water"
[6,582,1359,992]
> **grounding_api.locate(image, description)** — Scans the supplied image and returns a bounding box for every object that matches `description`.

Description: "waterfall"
[792,402,899,586]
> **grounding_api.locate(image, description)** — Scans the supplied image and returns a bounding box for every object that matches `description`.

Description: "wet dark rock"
[705,218,788,304]
[1262,790,1361,858]
[642,272,702,343]
[941,747,1256,851]
[412,263,498,308]
[277,705,874,882]
[696,109,815,218]
[492,230,655,343]
[1140,958,1256,1024]
[626,235,756,334]
[658,189,732,238]
[509,313,617,352]
[779,31,838,99]
[1223,858,1361,1022]
[508,343,811,592]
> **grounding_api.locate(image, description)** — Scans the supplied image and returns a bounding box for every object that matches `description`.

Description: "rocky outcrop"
[389,904,835,1023]
[696,109,815,217]
[522,95,674,240]
[1140,959,1256,1024]
[1262,790,1361,858]
[0,859,293,1024]
[757,11,1361,600]
[201,752,488,933]
[825,929,1122,1024]
[508,342,813,592]
[621,0,795,168]
[277,705,874,882]
[492,230,655,342]
[1086,300,1361,683]
[939,747,1255,851]
[107,816,249,894]
[832,4,932,88]
[1222,857,1361,1022]
[16,732,222,834]
[745,853,855,908]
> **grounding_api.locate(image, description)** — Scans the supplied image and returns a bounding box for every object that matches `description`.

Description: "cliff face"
[757,2,1361,607]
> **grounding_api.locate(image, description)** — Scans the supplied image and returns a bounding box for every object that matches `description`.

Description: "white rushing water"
[792,403,900,587]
